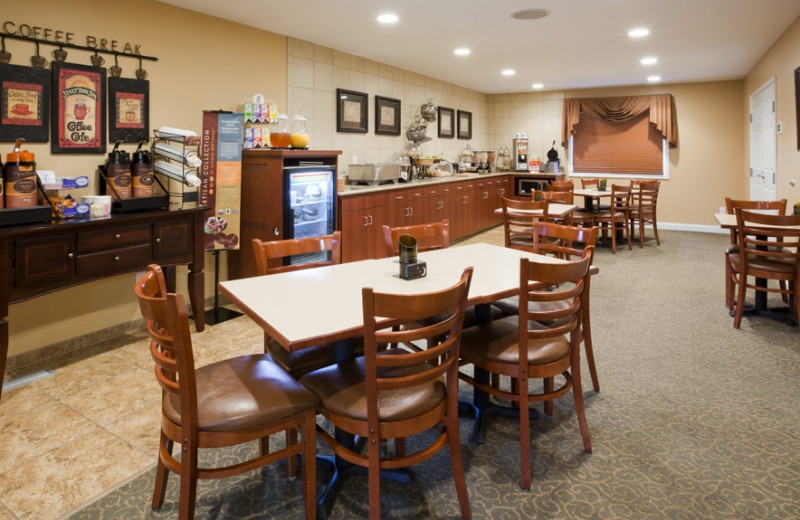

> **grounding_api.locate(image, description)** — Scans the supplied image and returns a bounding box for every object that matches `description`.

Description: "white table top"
[493,203,577,218]
[574,188,613,198]
[219,242,568,351]
[715,213,734,228]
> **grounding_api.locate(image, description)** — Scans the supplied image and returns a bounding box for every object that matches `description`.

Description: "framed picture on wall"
[457,110,472,140]
[0,63,50,142]
[795,66,800,151]
[336,88,368,133]
[108,77,149,143]
[51,62,106,154]
[438,106,454,138]
[375,95,401,135]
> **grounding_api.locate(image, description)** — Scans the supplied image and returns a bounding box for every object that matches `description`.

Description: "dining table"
[493,202,578,219]
[218,242,595,518]
[715,212,796,325]
[574,187,614,211]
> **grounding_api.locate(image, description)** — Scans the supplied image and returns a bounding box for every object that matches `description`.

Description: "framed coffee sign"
[108,77,149,143]
[0,63,50,142]
[51,62,106,154]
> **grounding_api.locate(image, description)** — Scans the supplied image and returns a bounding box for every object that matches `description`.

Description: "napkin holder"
[398,234,427,280]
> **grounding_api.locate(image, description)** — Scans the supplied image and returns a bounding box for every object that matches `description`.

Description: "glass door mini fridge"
[284,165,336,265]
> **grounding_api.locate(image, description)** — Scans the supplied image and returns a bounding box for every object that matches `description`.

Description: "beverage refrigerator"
[284,165,336,265]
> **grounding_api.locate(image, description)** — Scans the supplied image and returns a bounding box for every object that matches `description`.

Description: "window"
[570,110,667,177]
[562,94,676,179]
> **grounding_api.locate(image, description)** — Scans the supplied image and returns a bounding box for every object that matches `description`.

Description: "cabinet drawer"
[76,244,152,276]
[77,224,151,253]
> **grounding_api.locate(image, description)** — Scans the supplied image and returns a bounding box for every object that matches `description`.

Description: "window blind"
[572,110,664,175]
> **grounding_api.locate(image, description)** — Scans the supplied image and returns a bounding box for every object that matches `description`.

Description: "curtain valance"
[561,94,677,147]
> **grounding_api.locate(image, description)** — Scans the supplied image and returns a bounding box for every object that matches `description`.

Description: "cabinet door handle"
[273,227,280,236]
[409,207,413,216]
[114,234,121,240]
[155,237,161,243]
[500,189,505,195]
[368,215,373,225]
[67,253,74,259]
[483,191,489,199]
[114,256,120,262]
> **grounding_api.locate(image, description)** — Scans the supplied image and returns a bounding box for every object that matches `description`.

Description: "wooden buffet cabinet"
[339,174,511,262]
[0,208,207,400]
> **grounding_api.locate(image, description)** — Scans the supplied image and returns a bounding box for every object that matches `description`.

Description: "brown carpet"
[71,229,800,519]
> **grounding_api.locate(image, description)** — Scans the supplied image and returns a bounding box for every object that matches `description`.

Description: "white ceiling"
[160,0,800,94]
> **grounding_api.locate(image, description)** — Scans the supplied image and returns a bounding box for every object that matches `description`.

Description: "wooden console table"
[0,208,207,399]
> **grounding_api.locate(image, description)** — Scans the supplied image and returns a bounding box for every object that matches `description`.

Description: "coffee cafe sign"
[1,21,144,55]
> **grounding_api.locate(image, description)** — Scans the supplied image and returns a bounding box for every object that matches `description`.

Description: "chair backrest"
[610,184,632,212]
[361,267,473,419]
[381,220,449,258]
[252,231,342,275]
[134,264,197,424]
[548,181,575,192]
[502,197,550,250]
[735,208,800,269]
[634,180,660,214]
[541,190,574,204]
[580,178,600,189]
[518,254,592,345]
[532,221,598,261]
[725,198,787,244]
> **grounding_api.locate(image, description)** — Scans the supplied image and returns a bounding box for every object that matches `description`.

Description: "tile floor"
[0,316,267,520]
[0,227,503,520]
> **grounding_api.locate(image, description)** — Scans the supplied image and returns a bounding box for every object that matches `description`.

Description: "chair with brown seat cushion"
[501,197,550,252]
[299,268,474,520]
[381,219,449,258]
[730,208,800,328]
[723,198,787,310]
[253,231,363,377]
[135,264,319,520]
[458,253,593,490]
[490,222,601,393]
[590,184,632,253]
[629,180,661,247]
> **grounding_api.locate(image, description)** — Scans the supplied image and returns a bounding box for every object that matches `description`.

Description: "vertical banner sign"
[200,110,243,251]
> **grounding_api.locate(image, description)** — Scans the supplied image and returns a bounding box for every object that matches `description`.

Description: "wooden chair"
[253,231,362,378]
[723,198,787,310]
[381,219,449,258]
[134,264,319,520]
[629,180,661,247]
[458,254,593,490]
[502,197,550,251]
[491,222,601,392]
[590,184,632,253]
[299,268,474,520]
[730,208,800,328]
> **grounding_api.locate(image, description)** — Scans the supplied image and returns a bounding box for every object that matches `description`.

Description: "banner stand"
[203,250,242,325]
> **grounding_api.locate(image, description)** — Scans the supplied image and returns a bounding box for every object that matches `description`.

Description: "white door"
[749,79,777,200]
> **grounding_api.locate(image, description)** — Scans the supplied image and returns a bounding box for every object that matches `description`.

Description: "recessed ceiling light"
[647,75,661,82]
[377,13,398,24]
[454,48,471,56]
[640,57,658,65]
[628,27,650,38]
[502,69,516,76]
[511,9,551,20]
[532,83,544,90]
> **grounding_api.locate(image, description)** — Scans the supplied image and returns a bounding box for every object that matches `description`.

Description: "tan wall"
[743,15,800,205]
[3,0,286,357]
[4,4,797,360]
[286,39,490,173]
[559,81,746,226]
